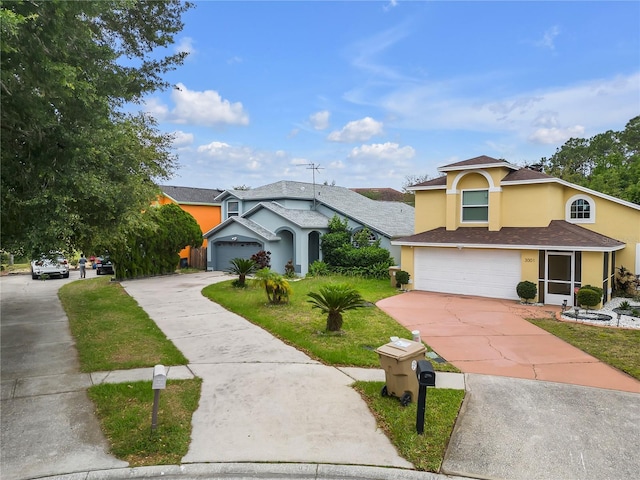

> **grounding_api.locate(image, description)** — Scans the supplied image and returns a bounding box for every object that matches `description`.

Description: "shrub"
[614,266,640,296]
[284,259,296,278]
[516,281,537,303]
[226,257,258,287]
[307,283,367,332]
[395,270,410,287]
[253,268,291,304]
[619,300,631,310]
[250,250,271,269]
[577,287,601,309]
[307,260,330,277]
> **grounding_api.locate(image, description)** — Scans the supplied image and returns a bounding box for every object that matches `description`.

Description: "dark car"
[95,255,114,275]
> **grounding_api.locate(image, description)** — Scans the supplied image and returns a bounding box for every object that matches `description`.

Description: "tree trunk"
[326,312,343,332]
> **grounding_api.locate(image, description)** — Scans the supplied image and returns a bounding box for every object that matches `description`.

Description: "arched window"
[566,195,595,223]
[570,199,590,219]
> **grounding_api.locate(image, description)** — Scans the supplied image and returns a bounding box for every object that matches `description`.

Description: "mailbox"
[416,360,436,387]
[152,364,167,390]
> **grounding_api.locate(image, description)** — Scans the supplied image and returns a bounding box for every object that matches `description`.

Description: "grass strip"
[529,318,640,380]
[59,277,187,372]
[88,378,201,466]
[202,276,459,372]
[353,381,465,472]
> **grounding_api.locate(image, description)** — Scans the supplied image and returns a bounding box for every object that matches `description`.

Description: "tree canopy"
[541,116,640,204]
[1,0,193,256]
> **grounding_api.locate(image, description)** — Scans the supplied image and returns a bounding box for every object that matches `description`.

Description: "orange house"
[156,186,222,263]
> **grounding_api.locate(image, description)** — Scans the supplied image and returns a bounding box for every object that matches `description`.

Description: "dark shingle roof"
[411,176,447,188]
[439,155,516,171]
[351,188,407,202]
[501,169,554,182]
[394,220,625,250]
[160,186,222,204]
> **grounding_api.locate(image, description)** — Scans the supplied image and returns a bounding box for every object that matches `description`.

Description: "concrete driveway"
[377,290,640,393]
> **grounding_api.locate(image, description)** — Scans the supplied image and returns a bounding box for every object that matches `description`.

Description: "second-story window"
[227,201,239,218]
[462,189,489,222]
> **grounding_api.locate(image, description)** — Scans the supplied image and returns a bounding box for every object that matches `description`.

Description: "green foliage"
[307,283,367,332]
[307,260,330,277]
[226,258,258,287]
[395,270,410,287]
[253,268,291,304]
[577,287,601,309]
[516,280,537,302]
[541,116,640,204]
[0,0,193,256]
[320,215,394,279]
[107,204,202,280]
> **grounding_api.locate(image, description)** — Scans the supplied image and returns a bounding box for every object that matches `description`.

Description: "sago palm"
[307,284,367,332]
[226,257,258,287]
[253,268,292,304]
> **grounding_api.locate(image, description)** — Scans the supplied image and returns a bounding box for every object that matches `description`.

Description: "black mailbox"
[416,360,436,387]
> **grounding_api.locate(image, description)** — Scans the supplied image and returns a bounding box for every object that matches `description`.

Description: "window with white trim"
[570,199,590,219]
[462,189,488,222]
[227,201,239,218]
[565,194,595,224]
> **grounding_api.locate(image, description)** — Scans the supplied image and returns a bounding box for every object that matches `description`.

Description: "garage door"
[215,241,262,271]
[414,248,521,300]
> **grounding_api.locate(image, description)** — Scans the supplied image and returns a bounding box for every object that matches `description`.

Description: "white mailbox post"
[151,365,167,432]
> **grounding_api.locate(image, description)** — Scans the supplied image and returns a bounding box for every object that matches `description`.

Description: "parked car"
[95,254,114,275]
[31,253,70,279]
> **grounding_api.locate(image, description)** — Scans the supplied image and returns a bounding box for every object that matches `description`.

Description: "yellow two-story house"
[393,155,640,306]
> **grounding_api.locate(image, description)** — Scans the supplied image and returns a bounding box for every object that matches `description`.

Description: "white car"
[31,254,70,279]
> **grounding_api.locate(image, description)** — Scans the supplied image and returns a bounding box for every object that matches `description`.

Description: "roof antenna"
[298,162,324,210]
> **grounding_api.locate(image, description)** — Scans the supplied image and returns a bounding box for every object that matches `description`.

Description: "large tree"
[1,0,193,256]
[541,116,640,204]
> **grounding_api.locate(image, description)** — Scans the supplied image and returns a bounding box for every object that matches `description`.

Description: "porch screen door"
[546,252,573,305]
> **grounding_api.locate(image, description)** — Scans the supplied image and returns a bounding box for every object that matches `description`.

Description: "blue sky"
[142,1,640,191]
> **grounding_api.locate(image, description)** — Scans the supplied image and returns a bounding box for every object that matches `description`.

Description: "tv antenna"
[298,162,324,209]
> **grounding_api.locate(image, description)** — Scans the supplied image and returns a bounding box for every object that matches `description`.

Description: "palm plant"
[307,284,367,332]
[226,257,258,287]
[253,268,291,304]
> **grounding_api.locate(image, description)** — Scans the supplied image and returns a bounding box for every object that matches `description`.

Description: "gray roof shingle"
[161,185,222,204]
[221,181,414,237]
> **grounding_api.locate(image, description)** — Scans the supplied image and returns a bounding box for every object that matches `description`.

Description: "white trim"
[410,184,446,192]
[565,194,596,224]
[450,169,497,191]
[391,241,625,252]
[460,188,489,223]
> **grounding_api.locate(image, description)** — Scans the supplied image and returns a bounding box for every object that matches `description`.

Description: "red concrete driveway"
[377,291,640,393]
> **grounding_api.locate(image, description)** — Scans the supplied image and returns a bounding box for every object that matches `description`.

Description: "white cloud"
[175,37,195,55]
[348,142,415,165]
[147,84,249,127]
[309,110,330,130]
[172,130,194,147]
[327,117,384,142]
[376,72,640,145]
[529,125,585,145]
[535,26,560,50]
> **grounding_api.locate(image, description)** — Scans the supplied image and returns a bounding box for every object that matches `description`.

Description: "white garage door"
[414,248,521,300]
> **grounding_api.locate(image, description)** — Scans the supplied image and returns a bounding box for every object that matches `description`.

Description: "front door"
[545,252,574,305]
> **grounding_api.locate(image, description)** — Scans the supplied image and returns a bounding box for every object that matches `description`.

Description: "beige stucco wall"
[414,190,446,233]
[520,249,540,302]
[501,183,565,227]
[399,246,415,290]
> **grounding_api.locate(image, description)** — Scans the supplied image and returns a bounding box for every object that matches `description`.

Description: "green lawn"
[59,276,188,371]
[529,318,640,381]
[88,378,202,466]
[202,275,460,372]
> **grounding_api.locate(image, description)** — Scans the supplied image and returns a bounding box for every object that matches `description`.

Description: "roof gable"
[438,155,518,172]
